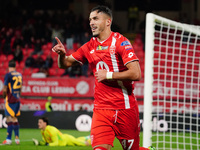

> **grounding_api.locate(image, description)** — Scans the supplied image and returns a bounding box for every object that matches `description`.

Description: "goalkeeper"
[32,117,91,146]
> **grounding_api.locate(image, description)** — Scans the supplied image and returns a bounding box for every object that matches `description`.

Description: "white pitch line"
[0,139,34,145]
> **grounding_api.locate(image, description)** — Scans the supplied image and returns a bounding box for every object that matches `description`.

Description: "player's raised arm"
[52,37,77,69]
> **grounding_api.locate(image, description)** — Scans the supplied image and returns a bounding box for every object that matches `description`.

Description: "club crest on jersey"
[121,41,130,46]
[96,45,109,50]
[90,49,94,54]
[109,45,116,55]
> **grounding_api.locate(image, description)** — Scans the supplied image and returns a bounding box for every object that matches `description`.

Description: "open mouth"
[91,26,97,32]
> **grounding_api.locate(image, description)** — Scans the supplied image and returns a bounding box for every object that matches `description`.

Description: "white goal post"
[143,13,200,150]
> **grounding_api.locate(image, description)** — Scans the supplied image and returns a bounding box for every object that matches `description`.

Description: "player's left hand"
[95,69,107,82]
[52,37,66,56]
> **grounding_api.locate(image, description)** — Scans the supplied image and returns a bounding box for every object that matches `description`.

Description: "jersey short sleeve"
[71,43,88,64]
[117,37,139,66]
[4,73,10,86]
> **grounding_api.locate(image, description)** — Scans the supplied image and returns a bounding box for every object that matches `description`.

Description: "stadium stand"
[0,8,147,78]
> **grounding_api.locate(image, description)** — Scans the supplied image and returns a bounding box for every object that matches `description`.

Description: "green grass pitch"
[1,128,199,149]
[0,128,145,150]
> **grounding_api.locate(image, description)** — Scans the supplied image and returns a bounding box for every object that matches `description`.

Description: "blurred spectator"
[82,61,89,77]
[66,34,74,50]
[38,66,49,77]
[13,45,23,63]
[79,33,91,77]
[44,54,53,68]
[80,32,91,45]
[51,24,64,47]
[74,14,84,35]
[32,38,43,55]
[22,20,34,48]
[69,64,82,77]
[62,67,71,77]
[64,22,74,50]
[127,3,139,32]
[34,53,45,68]
[44,22,52,43]
[25,53,35,67]
[34,13,46,40]
[139,18,146,50]
[12,29,24,49]
[45,96,53,112]
[0,27,6,54]
[62,64,81,77]
[2,29,13,55]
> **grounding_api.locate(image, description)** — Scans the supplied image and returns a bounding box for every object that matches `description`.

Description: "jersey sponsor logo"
[109,45,116,55]
[96,61,109,71]
[121,41,131,46]
[96,45,109,50]
[128,52,134,58]
[125,45,133,50]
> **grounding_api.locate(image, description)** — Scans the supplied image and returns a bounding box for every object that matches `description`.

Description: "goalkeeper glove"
[39,141,49,146]
[148,146,156,150]
[32,138,39,146]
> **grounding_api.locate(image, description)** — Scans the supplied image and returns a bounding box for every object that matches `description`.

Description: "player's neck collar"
[97,31,113,44]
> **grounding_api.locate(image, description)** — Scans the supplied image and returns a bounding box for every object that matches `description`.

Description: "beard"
[92,31,99,37]
[91,27,100,37]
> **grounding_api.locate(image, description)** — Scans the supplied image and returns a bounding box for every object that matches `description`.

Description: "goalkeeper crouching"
[32,117,91,147]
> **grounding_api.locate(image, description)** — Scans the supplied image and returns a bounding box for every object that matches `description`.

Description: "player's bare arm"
[95,61,141,82]
[2,85,7,99]
[19,88,22,97]
[52,37,78,69]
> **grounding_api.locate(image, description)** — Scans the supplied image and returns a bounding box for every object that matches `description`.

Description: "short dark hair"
[40,117,49,125]
[91,5,112,20]
[8,60,16,67]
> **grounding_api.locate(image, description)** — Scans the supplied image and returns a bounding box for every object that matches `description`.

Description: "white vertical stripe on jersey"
[110,37,130,109]
[117,81,130,109]
[110,37,119,72]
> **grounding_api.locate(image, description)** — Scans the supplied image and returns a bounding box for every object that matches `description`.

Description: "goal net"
[143,13,200,150]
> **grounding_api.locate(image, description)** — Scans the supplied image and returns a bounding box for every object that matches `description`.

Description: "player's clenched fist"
[52,37,66,55]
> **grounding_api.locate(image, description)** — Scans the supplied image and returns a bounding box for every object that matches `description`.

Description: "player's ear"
[106,18,112,26]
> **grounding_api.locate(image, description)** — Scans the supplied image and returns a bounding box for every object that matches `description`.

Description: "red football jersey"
[72,32,139,109]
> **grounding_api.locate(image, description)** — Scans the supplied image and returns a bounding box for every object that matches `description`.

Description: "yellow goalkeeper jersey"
[41,125,88,146]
